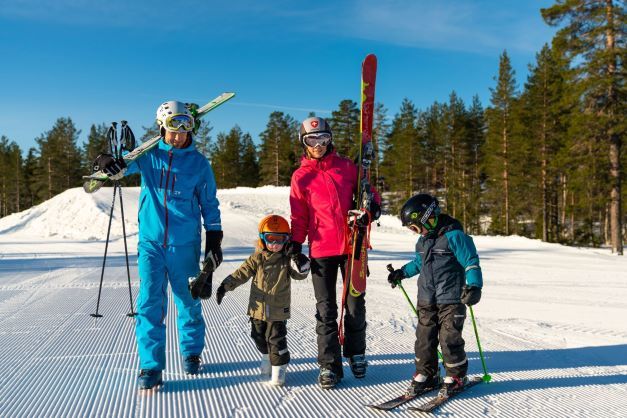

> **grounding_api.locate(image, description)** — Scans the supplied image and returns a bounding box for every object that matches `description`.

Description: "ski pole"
[387,264,442,361]
[117,182,136,318]
[468,305,491,382]
[91,183,117,318]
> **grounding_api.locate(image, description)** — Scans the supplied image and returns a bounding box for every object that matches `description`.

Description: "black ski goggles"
[302,132,332,148]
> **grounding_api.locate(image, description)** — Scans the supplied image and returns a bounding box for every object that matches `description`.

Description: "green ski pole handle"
[468,305,492,382]
[387,264,443,361]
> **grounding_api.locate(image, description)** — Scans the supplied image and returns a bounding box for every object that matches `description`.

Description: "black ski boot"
[349,354,368,378]
[183,355,202,375]
[137,369,163,390]
[318,368,341,389]
[439,376,468,397]
[405,374,440,397]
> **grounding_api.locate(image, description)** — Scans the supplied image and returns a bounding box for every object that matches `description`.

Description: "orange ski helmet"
[257,215,291,247]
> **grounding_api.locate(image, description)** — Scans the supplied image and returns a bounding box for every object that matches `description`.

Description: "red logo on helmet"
[310,120,319,128]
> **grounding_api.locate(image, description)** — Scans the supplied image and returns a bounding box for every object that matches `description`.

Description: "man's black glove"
[93,153,127,180]
[204,230,223,270]
[460,286,482,306]
[216,283,227,305]
[387,269,405,289]
[189,255,216,299]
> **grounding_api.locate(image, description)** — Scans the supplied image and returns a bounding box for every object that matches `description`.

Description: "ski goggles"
[302,132,332,148]
[259,232,290,245]
[164,114,195,132]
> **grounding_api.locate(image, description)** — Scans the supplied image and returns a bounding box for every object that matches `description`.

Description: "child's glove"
[461,286,482,306]
[216,282,228,305]
[387,269,405,288]
[291,253,311,274]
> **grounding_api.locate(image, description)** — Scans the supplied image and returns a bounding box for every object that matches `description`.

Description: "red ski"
[339,53,377,344]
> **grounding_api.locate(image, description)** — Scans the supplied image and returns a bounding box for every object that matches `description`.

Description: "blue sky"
[0,0,556,153]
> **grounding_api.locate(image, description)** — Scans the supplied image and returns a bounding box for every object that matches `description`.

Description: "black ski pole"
[117,121,137,317]
[117,182,136,317]
[91,178,117,318]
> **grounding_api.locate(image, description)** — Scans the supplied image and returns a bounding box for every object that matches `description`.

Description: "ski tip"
[363,53,377,63]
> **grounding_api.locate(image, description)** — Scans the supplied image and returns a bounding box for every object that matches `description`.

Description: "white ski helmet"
[156,101,195,133]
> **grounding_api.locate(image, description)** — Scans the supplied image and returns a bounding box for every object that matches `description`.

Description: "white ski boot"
[269,364,287,386]
[260,354,271,376]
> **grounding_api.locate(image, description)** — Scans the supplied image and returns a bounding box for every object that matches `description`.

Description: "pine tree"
[483,51,519,235]
[210,126,245,189]
[465,96,486,234]
[372,102,390,191]
[258,112,298,186]
[542,0,626,254]
[329,99,360,158]
[0,136,24,217]
[380,99,421,211]
[194,120,213,160]
[520,44,570,242]
[240,132,260,187]
[32,118,82,202]
[82,123,108,173]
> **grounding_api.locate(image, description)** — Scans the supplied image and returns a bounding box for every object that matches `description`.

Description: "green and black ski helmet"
[400,193,441,231]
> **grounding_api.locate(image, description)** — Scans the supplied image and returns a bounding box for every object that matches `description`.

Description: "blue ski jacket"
[401,214,482,305]
[126,138,221,247]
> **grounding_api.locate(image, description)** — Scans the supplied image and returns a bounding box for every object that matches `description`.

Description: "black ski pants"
[414,303,468,378]
[250,319,290,366]
[311,255,366,377]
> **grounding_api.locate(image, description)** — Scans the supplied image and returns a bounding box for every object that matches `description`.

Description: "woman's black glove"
[460,286,482,306]
[204,230,223,271]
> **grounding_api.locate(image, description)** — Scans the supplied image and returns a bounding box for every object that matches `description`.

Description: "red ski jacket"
[290,150,380,259]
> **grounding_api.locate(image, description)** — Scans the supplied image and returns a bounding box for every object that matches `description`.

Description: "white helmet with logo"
[156,101,195,133]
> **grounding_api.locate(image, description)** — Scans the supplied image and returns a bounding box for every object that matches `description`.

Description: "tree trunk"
[606,0,622,254]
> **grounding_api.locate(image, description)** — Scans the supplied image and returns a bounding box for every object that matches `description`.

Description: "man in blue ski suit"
[387,193,483,398]
[94,100,223,390]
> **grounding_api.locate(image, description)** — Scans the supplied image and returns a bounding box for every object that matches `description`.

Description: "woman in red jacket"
[289,116,380,389]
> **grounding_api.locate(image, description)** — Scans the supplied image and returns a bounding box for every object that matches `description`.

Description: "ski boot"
[137,369,163,390]
[405,374,441,397]
[349,354,368,378]
[318,368,341,389]
[269,364,287,386]
[183,355,202,375]
[260,354,271,376]
[439,376,468,397]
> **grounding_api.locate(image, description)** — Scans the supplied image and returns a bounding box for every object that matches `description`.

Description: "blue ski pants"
[135,241,205,371]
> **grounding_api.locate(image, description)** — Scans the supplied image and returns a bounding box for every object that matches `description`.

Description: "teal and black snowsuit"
[126,138,221,371]
[401,214,482,378]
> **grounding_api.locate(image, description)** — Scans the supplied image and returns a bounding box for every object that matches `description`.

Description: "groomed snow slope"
[1,186,626,417]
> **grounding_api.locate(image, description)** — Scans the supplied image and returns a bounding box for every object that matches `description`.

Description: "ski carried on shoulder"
[408,377,483,413]
[83,92,235,194]
[368,386,438,411]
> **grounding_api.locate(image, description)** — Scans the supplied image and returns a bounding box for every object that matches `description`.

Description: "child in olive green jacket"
[216,215,310,386]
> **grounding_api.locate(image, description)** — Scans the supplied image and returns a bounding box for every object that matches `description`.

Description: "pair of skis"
[369,376,483,413]
[82,92,236,194]
[339,54,377,344]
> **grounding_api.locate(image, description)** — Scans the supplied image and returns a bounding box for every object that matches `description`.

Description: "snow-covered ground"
[1,187,626,417]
